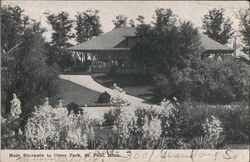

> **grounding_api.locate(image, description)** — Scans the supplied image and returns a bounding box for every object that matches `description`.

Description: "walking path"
[59,75,154,118]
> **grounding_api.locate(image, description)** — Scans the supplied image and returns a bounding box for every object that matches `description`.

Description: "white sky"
[2,1,249,46]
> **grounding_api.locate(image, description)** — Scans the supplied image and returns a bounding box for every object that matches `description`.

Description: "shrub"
[111,99,186,149]
[181,102,249,144]
[97,91,111,103]
[2,96,248,149]
[186,115,225,149]
[110,83,130,106]
[103,108,122,126]
[152,74,171,103]
[24,103,91,149]
[66,102,82,116]
[153,58,249,104]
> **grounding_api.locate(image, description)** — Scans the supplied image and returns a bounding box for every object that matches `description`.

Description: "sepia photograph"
[1,0,249,161]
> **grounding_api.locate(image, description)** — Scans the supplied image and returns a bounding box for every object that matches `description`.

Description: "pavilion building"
[67,27,234,74]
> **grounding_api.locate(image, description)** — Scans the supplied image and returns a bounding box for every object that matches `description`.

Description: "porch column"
[84,53,88,62]
[72,51,76,67]
[108,54,112,67]
[80,52,84,66]
[89,53,94,72]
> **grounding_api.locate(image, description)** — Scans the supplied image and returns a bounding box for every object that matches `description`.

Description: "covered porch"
[202,49,235,61]
[68,49,147,74]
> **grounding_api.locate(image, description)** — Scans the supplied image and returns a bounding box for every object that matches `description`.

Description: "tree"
[75,10,103,43]
[136,15,145,24]
[132,8,201,73]
[112,15,128,28]
[153,8,177,32]
[1,5,58,116]
[131,8,204,102]
[45,11,74,69]
[45,11,73,48]
[239,9,250,56]
[202,8,234,44]
[16,30,58,111]
[1,5,29,53]
[129,19,135,27]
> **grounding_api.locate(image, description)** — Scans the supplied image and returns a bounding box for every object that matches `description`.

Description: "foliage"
[58,50,76,70]
[159,99,185,148]
[153,57,249,104]
[112,15,128,28]
[98,91,111,103]
[1,5,46,63]
[1,5,58,117]
[45,43,76,69]
[103,108,122,126]
[24,103,91,149]
[132,8,201,73]
[66,102,83,116]
[45,11,73,48]
[111,99,186,149]
[75,10,103,43]
[110,83,130,107]
[1,5,30,52]
[45,11,75,70]
[2,98,94,149]
[181,102,249,144]
[238,9,250,56]
[2,96,248,149]
[10,94,22,117]
[1,96,26,149]
[200,116,224,149]
[132,8,247,105]
[136,15,145,24]
[202,8,234,44]
[153,8,177,32]
[129,19,135,27]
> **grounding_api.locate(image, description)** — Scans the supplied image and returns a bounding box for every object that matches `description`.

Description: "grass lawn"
[92,74,155,102]
[56,78,110,107]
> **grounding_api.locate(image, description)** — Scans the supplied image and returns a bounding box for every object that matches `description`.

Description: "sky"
[2,1,249,47]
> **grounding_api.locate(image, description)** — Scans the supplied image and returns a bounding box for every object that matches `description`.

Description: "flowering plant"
[24,98,92,149]
[111,98,184,149]
[201,115,224,148]
[110,83,130,107]
[10,93,22,117]
[190,115,224,149]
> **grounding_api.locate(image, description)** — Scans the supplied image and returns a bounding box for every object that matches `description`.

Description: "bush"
[97,91,111,103]
[109,99,186,149]
[110,84,130,106]
[103,108,121,126]
[66,102,82,116]
[24,104,91,149]
[3,96,247,149]
[153,58,249,104]
[181,102,249,144]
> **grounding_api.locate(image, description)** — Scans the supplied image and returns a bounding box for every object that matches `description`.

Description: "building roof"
[68,27,135,51]
[68,27,233,53]
[200,33,233,52]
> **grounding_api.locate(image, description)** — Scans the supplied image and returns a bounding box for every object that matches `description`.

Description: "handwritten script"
[3,149,247,162]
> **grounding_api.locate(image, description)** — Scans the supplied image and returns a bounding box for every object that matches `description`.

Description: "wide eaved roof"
[200,33,233,52]
[68,27,135,51]
[68,27,233,52]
